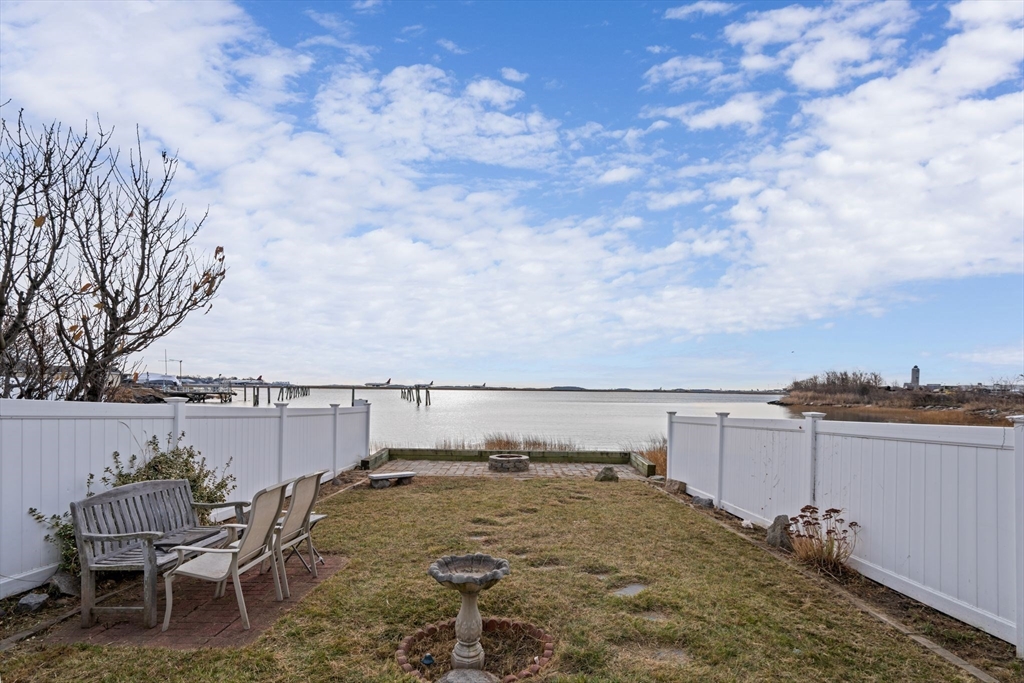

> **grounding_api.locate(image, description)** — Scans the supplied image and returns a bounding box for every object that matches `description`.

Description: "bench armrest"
[192,501,251,510]
[80,531,162,542]
[193,500,250,521]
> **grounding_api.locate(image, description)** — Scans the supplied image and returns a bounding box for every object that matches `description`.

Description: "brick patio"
[375,459,643,479]
[44,555,347,649]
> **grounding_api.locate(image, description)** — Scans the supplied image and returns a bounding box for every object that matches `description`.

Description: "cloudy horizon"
[1,0,1021,389]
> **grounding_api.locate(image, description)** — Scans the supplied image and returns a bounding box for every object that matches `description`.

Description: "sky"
[1,0,1022,390]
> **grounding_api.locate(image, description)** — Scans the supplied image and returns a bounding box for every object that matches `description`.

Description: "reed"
[620,434,667,476]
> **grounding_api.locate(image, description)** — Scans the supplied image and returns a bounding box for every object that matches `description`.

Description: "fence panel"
[721,419,806,526]
[0,398,370,598]
[667,416,717,500]
[667,412,1021,651]
[816,422,1017,643]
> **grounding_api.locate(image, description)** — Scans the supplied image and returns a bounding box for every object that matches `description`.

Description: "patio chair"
[275,470,329,598]
[161,481,288,631]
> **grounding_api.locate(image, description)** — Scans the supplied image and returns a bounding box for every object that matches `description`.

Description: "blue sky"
[1,0,1021,388]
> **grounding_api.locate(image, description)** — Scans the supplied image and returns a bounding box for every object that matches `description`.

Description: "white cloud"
[596,166,643,184]
[314,65,560,169]
[437,38,467,54]
[646,189,703,210]
[500,67,528,82]
[646,45,672,54]
[948,345,1024,367]
[665,1,737,21]
[725,1,917,90]
[352,0,384,13]
[648,92,781,131]
[1,0,1020,382]
[643,55,723,90]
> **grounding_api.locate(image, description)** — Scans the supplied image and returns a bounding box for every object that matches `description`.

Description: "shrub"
[789,505,860,577]
[102,435,236,524]
[621,434,667,475]
[28,436,235,576]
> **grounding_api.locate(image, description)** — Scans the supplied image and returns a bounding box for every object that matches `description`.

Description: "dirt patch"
[404,622,547,681]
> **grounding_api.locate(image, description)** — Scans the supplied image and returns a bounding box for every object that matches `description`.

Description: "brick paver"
[376,459,642,480]
[44,555,347,649]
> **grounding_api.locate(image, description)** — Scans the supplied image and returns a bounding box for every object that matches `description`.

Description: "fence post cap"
[164,397,188,404]
[275,402,289,409]
[716,411,730,417]
[802,411,826,418]
[667,411,677,415]
[329,403,341,408]
[1008,415,1024,425]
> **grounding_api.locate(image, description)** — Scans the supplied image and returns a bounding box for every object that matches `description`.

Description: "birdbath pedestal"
[428,554,511,670]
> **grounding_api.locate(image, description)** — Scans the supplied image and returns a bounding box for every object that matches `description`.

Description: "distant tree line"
[1,110,226,401]
[789,370,886,398]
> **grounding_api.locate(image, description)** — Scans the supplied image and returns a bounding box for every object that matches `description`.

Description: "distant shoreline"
[304,386,786,395]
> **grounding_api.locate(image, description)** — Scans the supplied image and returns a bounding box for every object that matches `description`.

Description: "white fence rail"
[667,411,1024,657]
[0,397,370,599]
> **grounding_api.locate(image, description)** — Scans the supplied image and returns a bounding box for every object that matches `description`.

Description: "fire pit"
[487,454,529,473]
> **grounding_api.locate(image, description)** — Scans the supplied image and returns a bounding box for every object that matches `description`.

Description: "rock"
[16,592,49,613]
[741,520,755,529]
[649,475,666,482]
[48,570,80,598]
[370,478,391,489]
[437,671,500,683]
[664,480,683,494]
[594,466,619,482]
[766,514,793,551]
[692,496,714,508]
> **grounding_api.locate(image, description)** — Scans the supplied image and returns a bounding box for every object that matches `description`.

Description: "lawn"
[0,477,971,682]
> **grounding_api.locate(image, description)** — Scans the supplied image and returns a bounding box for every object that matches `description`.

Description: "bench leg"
[143,546,159,628]
[80,570,96,628]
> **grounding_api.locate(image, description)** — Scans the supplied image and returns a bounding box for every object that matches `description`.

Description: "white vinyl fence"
[0,397,370,599]
[666,411,1024,657]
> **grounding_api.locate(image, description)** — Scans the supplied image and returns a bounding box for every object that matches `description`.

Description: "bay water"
[252,388,787,450]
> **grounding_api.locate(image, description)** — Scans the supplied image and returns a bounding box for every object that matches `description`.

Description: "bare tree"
[1,111,226,401]
[1,110,111,398]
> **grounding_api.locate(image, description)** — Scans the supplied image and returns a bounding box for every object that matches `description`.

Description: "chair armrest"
[164,544,239,574]
[80,531,162,542]
[221,524,247,530]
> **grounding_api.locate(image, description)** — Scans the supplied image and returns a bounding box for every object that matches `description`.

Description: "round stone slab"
[437,670,500,683]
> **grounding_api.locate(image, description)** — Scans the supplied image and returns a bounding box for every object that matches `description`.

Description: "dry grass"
[431,433,583,451]
[0,478,975,682]
[789,506,860,579]
[621,434,667,476]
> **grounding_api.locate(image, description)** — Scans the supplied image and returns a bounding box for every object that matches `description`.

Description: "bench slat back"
[71,480,200,564]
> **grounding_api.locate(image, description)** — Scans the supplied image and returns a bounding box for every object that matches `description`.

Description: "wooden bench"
[367,471,416,489]
[70,479,249,628]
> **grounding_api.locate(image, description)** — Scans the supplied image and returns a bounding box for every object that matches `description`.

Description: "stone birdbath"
[428,553,511,670]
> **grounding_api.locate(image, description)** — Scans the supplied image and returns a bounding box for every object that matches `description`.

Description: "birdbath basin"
[429,554,511,670]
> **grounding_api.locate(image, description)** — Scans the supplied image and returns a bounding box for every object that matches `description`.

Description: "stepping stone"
[467,536,488,542]
[437,671,500,683]
[613,583,647,597]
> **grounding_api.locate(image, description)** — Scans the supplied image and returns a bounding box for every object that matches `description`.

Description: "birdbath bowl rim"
[429,553,510,593]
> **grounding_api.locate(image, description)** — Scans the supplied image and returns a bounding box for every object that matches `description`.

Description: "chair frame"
[274,470,329,598]
[161,481,288,631]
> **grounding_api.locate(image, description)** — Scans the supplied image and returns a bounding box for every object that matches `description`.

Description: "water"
[241,388,787,450]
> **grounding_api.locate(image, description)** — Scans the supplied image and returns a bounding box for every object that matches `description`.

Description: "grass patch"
[0,478,973,682]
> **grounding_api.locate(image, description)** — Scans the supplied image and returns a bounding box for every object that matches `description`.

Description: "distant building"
[904,365,921,390]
